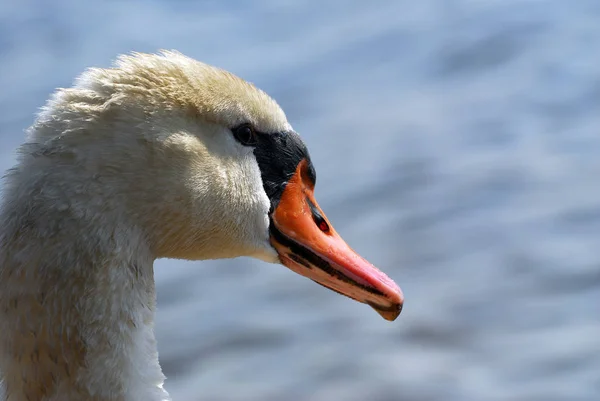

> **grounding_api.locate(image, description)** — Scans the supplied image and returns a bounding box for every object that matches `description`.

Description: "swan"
[0,51,403,401]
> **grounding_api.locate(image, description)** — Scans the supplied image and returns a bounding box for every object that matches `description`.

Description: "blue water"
[1,1,599,400]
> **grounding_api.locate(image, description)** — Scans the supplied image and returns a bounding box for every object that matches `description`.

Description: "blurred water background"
[1,1,599,400]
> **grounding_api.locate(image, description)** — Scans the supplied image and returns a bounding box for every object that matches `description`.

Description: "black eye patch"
[252,130,316,210]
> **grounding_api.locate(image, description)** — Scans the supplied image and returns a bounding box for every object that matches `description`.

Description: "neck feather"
[0,191,170,401]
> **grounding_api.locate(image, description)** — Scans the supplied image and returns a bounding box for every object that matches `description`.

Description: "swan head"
[31,51,403,320]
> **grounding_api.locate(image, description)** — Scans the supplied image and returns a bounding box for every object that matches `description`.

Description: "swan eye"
[232,124,257,146]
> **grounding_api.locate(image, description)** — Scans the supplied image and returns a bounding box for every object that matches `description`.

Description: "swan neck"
[0,219,170,401]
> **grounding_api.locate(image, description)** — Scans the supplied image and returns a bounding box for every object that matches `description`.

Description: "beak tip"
[368,299,403,321]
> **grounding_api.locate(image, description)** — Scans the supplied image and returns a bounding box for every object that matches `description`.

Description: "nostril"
[306,197,329,233]
[317,219,329,233]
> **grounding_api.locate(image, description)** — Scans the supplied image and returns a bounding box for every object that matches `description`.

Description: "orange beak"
[269,159,403,321]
